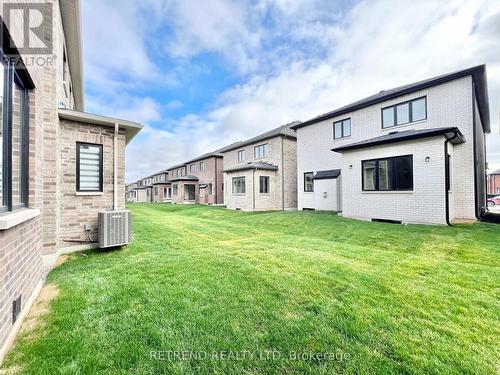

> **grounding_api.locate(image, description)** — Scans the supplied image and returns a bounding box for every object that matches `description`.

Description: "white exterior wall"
[313,178,340,211]
[341,138,447,225]
[296,76,476,222]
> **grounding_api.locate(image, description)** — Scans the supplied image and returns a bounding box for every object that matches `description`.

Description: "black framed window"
[200,161,205,171]
[232,177,245,194]
[1,59,30,213]
[304,172,314,192]
[382,97,426,129]
[76,143,103,192]
[333,118,351,139]
[259,176,269,194]
[190,164,196,173]
[173,184,178,195]
[362,155,413,191]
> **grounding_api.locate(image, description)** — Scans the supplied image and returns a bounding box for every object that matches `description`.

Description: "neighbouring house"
[292,65,490,225]
[487,169,500,195]
[0,0,142,363]
[222,123,299,211]
[126,182,138,202]
[168,145,238,205]
[151,170,171,202]
[134,177,153,203]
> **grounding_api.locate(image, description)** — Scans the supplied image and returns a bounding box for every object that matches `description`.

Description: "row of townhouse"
[0,0,143,362]
[131,65,491,227]
[488,169,500,195]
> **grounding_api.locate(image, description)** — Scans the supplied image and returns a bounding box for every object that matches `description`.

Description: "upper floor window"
[362,155,413,191]
[334,118,351,139]
[304,172,314,192]
[181,167,186,176]
[254,144,268,159]
[76,143,103,192]
[382,97,426,129]
[1,64,30,213]
[190,164,196,173]
[238,150,245,163]
[200,161,205,171]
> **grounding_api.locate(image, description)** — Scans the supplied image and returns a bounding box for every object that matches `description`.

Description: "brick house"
[150,171,171,202]
[487,169,500,195]
[0,0,142,362]
[292,66,490,225]
[222,123,299,211]
[168,146,237,205]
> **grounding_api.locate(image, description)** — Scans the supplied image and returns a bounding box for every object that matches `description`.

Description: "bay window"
[232,177,245,194]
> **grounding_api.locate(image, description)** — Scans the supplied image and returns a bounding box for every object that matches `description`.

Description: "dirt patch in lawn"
[19,283,59,335]
[55,254,70,268]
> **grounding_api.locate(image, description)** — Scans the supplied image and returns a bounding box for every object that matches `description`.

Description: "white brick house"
[292,66,490,225]
[222,123,299,211]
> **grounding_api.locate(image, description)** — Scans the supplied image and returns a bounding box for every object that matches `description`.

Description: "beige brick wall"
[58,120,126,245]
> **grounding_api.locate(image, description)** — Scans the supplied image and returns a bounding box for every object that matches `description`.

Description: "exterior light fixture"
[425,156,431,163]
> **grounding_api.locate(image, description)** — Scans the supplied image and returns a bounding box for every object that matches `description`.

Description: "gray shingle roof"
[314,169,341,180]
[490,169,500,175]
[223,161,279,173]
[332,127,465,153]
[292,65,490,133]
[169,175,199,182]
[221,121,300,153]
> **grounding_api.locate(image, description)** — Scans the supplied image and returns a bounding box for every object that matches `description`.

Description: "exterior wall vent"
[12,295,21,324]
[98,210,132,248]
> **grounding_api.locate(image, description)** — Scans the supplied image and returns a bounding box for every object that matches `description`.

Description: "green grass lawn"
[3,204,500,374]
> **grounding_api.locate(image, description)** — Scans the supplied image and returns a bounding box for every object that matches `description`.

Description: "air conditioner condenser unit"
[98,210,132,248]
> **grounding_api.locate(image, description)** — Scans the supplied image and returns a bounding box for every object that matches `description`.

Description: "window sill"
[333,136,351,142]
[362,191,413,194]
[0,208,41,230]
[76,192,103,196]
[381,119,426,132]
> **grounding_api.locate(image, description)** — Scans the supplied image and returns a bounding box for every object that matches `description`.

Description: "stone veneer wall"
[58,120,126,245]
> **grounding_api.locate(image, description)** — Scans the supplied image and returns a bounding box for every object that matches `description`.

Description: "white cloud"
[80,0,500,182]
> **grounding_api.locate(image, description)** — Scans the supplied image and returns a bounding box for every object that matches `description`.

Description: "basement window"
[76,143,103,192]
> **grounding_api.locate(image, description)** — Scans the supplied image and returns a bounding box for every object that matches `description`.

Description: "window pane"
[394,156,413,190]
[382,107,394,128]
[260,176,269,194]
[232,177,245,194]
[362,161,376,190]
[0,67,4,207]
[262,144,268,157]
[334,122,343,139]
[396,103,409,125]
[378,159,393,190]
[12,82,26,206]
[343,119,351,137]
[412,98,426,121]
[79,144,101,191]
[304,172,314,192]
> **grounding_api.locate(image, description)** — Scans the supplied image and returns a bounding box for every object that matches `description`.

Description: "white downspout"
[114,123,119,210]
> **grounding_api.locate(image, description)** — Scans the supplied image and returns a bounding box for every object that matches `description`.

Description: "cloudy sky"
[81,0,500,182]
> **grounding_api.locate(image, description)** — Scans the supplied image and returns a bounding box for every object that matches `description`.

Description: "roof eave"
[294,65,490,133]
[59,0,84,111]
[332,128,464,153]
[58,109,144,145]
